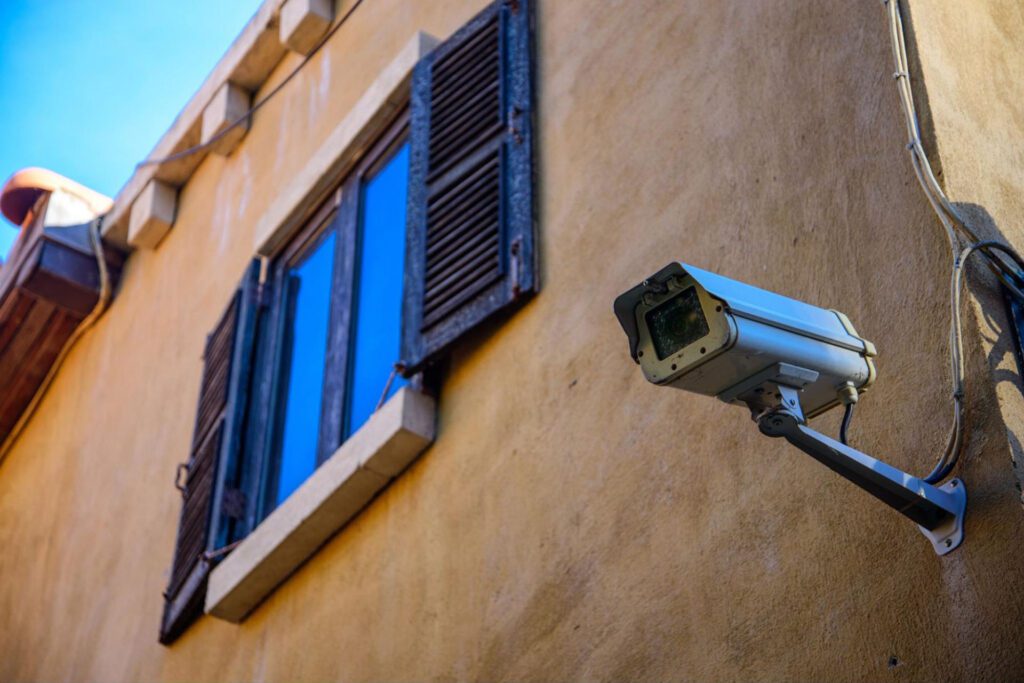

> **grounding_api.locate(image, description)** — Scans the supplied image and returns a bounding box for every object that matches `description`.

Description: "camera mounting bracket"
[753,383,966,556]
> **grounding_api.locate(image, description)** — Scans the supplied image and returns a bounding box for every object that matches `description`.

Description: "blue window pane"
[275,231,336,507]
[347,143,410,437]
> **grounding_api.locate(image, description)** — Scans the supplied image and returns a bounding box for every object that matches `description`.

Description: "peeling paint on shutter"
[402,0,536,374]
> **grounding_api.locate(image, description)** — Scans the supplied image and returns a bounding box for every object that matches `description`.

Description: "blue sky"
[0,1,263,255]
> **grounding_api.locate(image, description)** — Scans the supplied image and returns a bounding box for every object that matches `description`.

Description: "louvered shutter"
[159,260,261,645]
[401,0,535,374]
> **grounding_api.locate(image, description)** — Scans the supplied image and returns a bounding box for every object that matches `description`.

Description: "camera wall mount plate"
[918,478,966,556]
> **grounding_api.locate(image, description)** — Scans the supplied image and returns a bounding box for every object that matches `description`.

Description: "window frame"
[239,109,412,533]
[260,202,343,517]
[342,116,411,440]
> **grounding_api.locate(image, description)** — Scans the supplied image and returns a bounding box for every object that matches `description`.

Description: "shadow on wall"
[949,202,1024,506]
[899,1,943,183]
[899,2,1024,509]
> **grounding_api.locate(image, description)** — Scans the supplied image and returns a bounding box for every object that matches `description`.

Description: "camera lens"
[645,287,710,360]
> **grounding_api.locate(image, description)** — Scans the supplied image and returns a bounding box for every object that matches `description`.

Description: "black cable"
[921,240,1024,484]
[136,0,367,168]
[979,242,1024,288]
[839,403,854,446]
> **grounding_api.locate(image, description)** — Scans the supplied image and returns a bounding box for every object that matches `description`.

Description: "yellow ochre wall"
[2,0,1024,680]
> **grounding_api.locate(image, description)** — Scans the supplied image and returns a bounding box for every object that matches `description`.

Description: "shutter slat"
[426,212,499,277]
[430,63,499,134]
[421,145,502,331]
[425,231,501,302]
[430,54,499,129]
[426,170,499,250]
[424,262,502,327]
[167,418,223,597]
[430,16,499,89]
[428,112,502,181]
[192,296,238,449]
[426,203,499,267]
[430,46,498,117]
[426,149,499,228]
[428,88,501,165]
[429,74,499,143]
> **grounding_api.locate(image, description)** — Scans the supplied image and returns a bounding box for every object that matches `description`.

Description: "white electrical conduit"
[0,218,112,467]
[883,0,1024,483]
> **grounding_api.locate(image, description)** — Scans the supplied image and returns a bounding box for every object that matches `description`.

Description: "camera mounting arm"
[755,384,966,556]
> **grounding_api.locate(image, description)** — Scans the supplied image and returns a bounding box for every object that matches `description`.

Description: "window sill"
[205,387,435,622]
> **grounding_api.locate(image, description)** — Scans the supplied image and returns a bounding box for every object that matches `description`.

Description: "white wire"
[884,0,964,481]
[884,0,1024,482]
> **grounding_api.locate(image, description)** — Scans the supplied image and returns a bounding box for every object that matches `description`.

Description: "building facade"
[2,0,1024,680]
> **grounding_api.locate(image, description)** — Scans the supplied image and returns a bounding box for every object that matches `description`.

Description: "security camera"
[613,261,877,418]
[614,262,967,556]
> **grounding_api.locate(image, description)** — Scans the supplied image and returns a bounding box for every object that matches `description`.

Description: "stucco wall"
[2,0,1024,681]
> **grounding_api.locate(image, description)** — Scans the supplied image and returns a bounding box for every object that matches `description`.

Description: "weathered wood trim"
[0,221,125,446]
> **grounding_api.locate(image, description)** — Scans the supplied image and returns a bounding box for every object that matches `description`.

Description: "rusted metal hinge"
[203,539,244,563]
[174,462,190,494]
[510,237,523,298]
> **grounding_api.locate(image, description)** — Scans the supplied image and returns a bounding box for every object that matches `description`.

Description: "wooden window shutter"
[159,260,261,645]
[401,0,536,374]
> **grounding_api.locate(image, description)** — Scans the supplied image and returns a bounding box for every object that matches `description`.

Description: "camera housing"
[613,262,877,418]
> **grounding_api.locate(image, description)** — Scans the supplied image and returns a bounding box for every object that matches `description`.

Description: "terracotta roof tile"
[0,167,113,227]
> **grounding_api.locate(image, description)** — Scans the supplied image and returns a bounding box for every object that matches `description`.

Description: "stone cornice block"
[280,0,333,56]
[127,179,177,250]
[201,82,253,156]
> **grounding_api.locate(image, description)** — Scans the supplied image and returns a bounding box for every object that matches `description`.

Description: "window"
[272,229,337,507]
[248,113,413,526]
[159,116,414,642]
[347,140,410,438]
[162,0,536,642]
